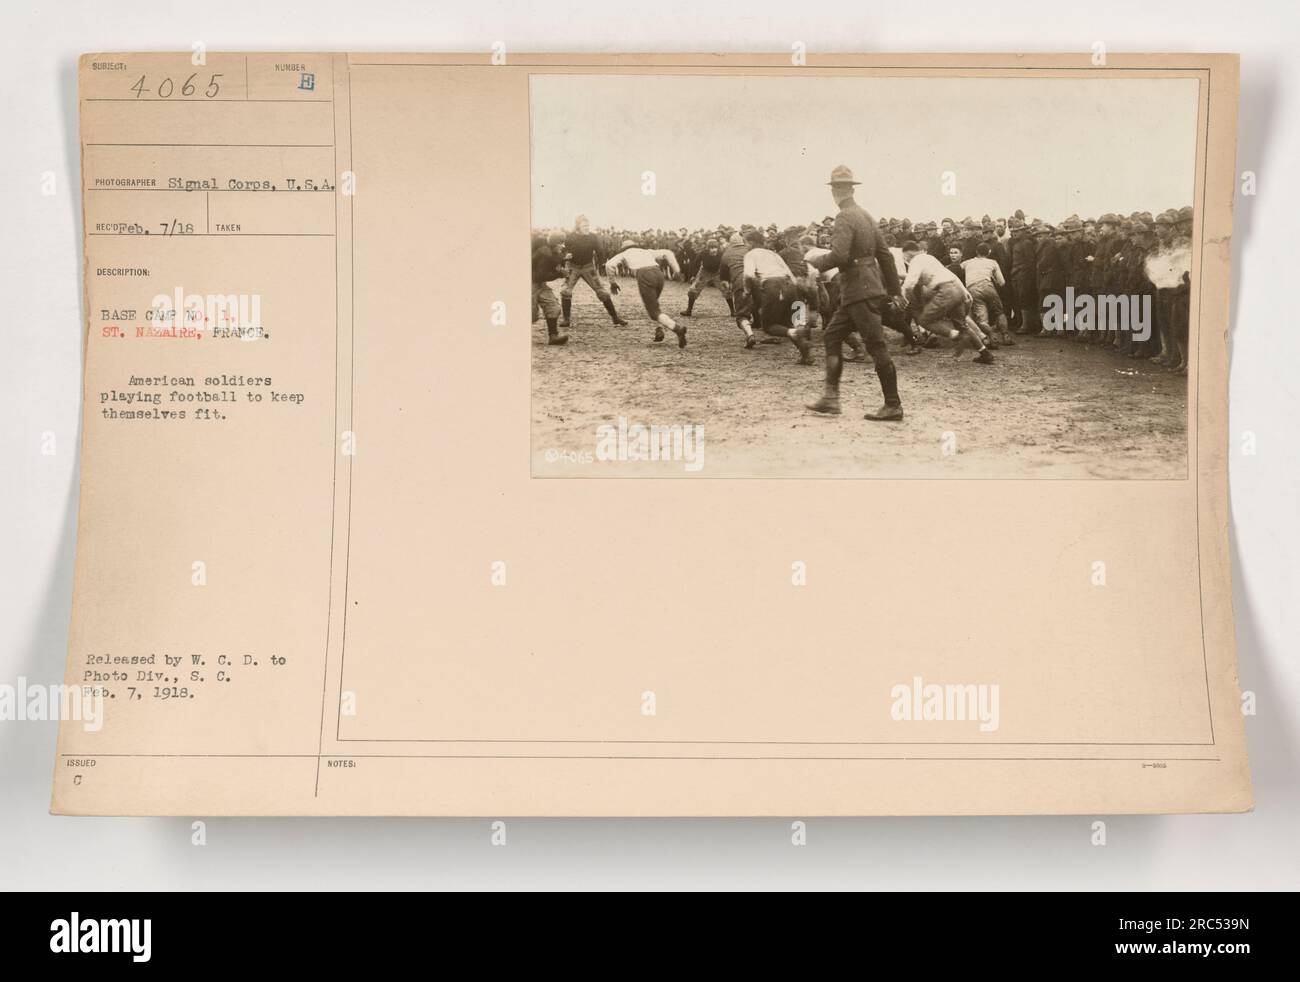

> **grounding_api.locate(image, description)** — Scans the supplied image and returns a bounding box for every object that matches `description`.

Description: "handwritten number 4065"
[130,74,223,99]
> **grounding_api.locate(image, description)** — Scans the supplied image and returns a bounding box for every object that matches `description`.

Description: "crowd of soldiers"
[531,169,1193,421]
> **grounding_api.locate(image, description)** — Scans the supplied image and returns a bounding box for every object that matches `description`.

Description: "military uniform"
[1131,224,1159,358]
[925,226,949,262]
[957,219,981,261]
[1108,229,1134,349]
[1008,220,1039,333]
[1091,215,1120,344]
[1034,226,1065,333]
[1114,219,1153,355]
[1063,218,1093,341]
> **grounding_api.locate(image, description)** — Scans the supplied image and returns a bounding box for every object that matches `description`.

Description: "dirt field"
[532,277,1189,479]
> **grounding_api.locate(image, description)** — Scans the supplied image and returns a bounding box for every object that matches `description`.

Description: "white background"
[2,0,1296,890]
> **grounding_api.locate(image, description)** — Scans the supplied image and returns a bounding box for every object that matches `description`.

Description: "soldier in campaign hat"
[1033,221,1065,335]
[1062,217,1093,341]
[1008,216,1039,334]
[805,165,905,420]
[922,222,947,262]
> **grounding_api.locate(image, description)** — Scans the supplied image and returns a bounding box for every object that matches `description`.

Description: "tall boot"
[806,380,841,415]
[725,294,735,316]
[559,296,572,328]
[601,295,628,326]
[546,317,568,345]
[680,293,697,317]
[865,362,904,420]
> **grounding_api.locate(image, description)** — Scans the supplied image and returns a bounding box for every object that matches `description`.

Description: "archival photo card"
[54,53,1247,816]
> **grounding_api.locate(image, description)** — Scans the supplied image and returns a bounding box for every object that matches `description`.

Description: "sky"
[530,74,1200,231]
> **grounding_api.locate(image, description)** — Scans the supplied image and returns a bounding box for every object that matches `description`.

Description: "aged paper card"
[53,53,1248,815]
